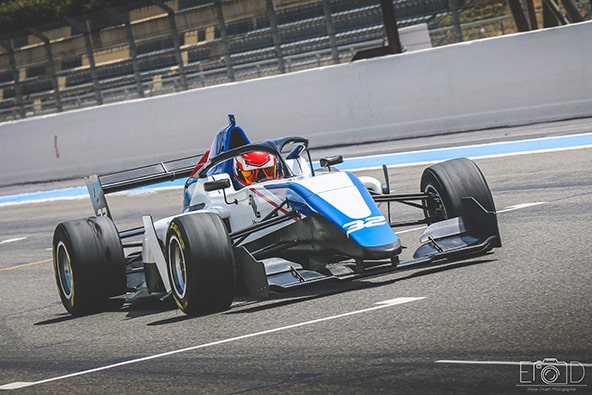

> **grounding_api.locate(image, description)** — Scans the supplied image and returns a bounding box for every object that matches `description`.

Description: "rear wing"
[86,155,201,218]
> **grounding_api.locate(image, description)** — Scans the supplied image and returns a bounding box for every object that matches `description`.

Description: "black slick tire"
[166,213,235,315]
[420,158,496,223]
[52,216,126,316]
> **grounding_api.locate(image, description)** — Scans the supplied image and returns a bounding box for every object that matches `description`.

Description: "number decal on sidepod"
[343,216,387,237]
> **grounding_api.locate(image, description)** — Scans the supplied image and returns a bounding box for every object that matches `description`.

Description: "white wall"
[1,20,591,186]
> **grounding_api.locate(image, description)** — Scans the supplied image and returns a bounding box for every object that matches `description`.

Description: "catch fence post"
[67,18,103,105]
[214,0,235,82]
[151,0,188,90]
[322,0,340,64]
[0,39,25,118]
[27,28,63,112]
[267,0,286,73]
[107,7,145,98]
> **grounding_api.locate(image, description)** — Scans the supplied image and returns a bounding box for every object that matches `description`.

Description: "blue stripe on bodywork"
[265,172,399,248]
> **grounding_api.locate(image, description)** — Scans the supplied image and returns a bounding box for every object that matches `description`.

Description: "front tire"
[166,213,235,315]
[53,217,126,315]
[421,158,496,223]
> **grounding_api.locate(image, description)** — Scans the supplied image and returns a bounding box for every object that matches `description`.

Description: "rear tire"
[53,217,126,315]
[166,213,235,315]
[421,158,496,223]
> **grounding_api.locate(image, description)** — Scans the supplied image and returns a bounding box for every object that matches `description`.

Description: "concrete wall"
[1,20,591,186]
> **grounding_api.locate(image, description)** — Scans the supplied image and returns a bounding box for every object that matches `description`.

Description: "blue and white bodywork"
[262,172,400,256]
[178,116,400,265]
[167,115,499,295]
[64,114,501,316]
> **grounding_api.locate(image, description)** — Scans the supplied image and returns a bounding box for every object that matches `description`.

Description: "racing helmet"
[234,151,278,186]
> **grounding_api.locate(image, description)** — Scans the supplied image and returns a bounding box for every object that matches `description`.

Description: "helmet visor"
[240,166,277,184]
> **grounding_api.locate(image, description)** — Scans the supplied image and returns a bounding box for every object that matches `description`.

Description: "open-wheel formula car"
[52,114,501,316]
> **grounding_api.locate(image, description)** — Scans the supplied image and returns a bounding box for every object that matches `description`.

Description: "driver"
[234,151,279,186]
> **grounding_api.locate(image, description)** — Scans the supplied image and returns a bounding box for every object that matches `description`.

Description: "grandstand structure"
[0,0,461,122]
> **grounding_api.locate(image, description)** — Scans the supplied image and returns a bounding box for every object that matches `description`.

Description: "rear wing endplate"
[85,155,201,218]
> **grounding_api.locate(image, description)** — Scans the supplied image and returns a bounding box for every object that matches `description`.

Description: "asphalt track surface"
[1,119,591,394]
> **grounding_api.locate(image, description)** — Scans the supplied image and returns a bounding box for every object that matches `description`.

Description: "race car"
[52,114,501,316]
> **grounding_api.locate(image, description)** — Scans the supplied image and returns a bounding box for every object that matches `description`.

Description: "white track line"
[0,237,26,245]
[497,202,546,213]
[0,297,425,391]
[396,226,427,234]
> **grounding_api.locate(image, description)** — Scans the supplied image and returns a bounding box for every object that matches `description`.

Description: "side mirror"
[204,179,230,192]
[204,178,237,205]
[319,155,343,168]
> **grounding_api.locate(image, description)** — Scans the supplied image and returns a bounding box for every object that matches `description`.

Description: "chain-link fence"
[0,0,589,123]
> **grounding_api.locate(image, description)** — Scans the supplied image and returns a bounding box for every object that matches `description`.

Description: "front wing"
[236,196,501,296]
